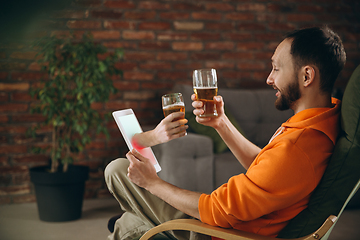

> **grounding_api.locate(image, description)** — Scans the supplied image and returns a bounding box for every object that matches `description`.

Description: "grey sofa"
[153,84,293,194]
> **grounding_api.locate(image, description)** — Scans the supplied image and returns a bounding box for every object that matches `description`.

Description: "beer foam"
[194,87,217,89]
[163,102,185,109]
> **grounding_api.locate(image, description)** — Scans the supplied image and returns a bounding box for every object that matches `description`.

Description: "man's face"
[267,39,301,111]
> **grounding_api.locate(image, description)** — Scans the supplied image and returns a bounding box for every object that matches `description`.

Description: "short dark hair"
[285,26,346,94]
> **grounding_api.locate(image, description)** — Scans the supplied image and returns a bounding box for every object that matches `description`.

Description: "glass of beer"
[193,68,218,118]
[162,93,185,120]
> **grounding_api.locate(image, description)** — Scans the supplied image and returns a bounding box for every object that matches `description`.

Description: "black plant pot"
[30,165,89,222]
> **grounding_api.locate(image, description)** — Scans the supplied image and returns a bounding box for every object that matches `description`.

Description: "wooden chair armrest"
[139,215,337,240]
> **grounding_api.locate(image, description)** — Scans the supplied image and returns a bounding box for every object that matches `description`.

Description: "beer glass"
[193,68,218,117]
[162,93,185,120]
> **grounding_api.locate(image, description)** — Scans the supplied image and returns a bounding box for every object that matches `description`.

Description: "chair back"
[277,64,360,238]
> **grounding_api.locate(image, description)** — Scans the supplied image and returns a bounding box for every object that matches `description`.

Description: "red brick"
[225,13,254,21]
[157,33,188,41]
[0,62,27,70]
[205,42,235,50]
[125,52,156,61]
[157,52,187,61]
[223,33,252,41]
[139,22,171,30]
[172,42,203,51]
[27,62,42,71]
[0,165,28,174]
[139,62,172,70]
[123,71,154,81]
[97,189,112,198]
[0,115,8,123]
[11,72,47,81]
[192,12,222,21]
[104,0,136,9]
[9,51,37,60]
[0,103,28,112]
[105,101,138,110]
[238,23,266,31]
[90,10,123,19]
[85,141,105,150]
[0,145,27,154]
[254,33,281,41]
[104,20,136,29]
[66,20,101,29]
[205,23,234,31]
[174,22,204,31]
[174,62,203,70]
[222,52,254,60]
[139,1,171,10]
[141,82,173,90]
[12,114,46,123]
[123,31,155,40]
[114,62,137,70]
[13,155,49,165]
[206,3,234,11]
[91,31,120,39]
[157,71,188,81]
[237,62,266,70]
[269,23,296,31]
[139,42,171,50]
[124,11,156,20]
[0,72,8,80]
[113,81,139,91]
[190,33,221,41]
[0,125,27,134]
[0,92,7,102]
[205,61,235,70]
[11,92,34,102]
[267,3,295,12]
[103,41,137,49]
[237,42,265,51]
[222,71,252,80]
[173,3,203,11]
[237,3,266,11]
[159,12,189,20]
[191,53,220,61]
[90,102,103,110]
[123,91,155,100]
[287,14,315,22]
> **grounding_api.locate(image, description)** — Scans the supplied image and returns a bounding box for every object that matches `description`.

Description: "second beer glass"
[162,93,185,120]
[193,68,218,118]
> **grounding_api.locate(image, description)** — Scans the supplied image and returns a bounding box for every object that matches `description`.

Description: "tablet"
[112,109,161,172]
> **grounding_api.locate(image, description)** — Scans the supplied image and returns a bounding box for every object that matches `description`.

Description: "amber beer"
[163,103,185,119]
[194,87,218,117]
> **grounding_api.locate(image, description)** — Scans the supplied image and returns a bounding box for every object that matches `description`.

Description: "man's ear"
[301,65,316,87]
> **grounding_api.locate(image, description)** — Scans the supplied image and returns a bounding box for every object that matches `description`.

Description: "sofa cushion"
[277,64,360,238]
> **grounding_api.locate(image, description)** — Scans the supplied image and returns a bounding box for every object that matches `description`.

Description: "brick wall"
[1,0,360,204]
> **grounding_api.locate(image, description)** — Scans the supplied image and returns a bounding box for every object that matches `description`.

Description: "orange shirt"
[199,98,341,238]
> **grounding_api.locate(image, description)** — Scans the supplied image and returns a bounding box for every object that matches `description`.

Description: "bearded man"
[105,26,346,240]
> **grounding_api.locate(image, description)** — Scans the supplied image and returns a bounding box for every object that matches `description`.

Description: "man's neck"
[292,94,332,114]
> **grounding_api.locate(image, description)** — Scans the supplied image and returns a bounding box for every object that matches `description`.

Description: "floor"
[0,198,359,240]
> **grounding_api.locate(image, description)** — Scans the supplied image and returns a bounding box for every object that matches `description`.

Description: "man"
[105,26,346,240]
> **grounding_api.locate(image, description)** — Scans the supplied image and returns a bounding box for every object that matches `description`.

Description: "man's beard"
[275,78,301,111]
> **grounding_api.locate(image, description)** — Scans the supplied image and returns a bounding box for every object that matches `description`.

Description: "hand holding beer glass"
[162,93,185,118]
[162,92,186,135]
[193,69,218,118]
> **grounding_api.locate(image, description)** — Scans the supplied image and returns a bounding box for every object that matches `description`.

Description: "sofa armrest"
[153,133,214,194]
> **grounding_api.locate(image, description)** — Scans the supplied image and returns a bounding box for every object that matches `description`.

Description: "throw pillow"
[185,108,245,154]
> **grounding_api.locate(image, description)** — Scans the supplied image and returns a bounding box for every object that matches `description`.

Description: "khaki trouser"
[104,158,210,240]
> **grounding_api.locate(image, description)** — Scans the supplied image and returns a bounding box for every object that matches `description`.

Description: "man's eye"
[273,68,279,72]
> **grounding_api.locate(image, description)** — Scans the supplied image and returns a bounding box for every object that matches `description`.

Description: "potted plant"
[28,32,122,222]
